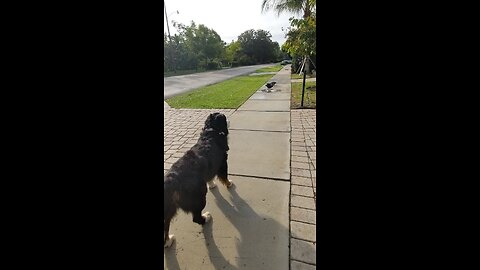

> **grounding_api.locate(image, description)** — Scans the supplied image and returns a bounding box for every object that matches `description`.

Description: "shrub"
[206,59,222,70]
[238,55,254,66]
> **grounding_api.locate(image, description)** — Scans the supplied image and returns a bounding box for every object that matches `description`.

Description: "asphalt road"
[164,64,275,100]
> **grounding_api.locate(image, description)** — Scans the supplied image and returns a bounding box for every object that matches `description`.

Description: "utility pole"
[164,0,171,41]
[164,1,176,73]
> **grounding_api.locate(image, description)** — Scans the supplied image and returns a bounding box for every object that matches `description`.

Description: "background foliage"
[164,21,289,73]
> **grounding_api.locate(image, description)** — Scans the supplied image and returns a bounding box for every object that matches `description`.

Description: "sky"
[163,0,301,46]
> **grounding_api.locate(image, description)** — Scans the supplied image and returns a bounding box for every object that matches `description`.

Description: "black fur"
[164,112,230,247]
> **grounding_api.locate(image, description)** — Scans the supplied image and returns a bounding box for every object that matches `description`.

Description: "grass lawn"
[166,74,274,109]
[254,65,283,73]
[291,81,316,109]
[291,73,315,80]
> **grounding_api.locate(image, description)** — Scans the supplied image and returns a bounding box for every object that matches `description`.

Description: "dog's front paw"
[164,234,175,248]
[207,181,217,189]
[226,180,234,188]
[202,212,212,223]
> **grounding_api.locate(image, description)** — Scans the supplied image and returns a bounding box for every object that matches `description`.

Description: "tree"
[261,0,316,18]
[175,21,226,70]
[236,29,278,64]
[282,13,317,73]
[282,15,316,57]
[164,34,177,72]
[225,40,241,66]
[262,0,316,73]
[271,41,283,62]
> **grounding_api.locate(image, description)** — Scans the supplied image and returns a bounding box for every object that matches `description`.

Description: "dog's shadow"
[164,240,181,270]
[202,182,292,270]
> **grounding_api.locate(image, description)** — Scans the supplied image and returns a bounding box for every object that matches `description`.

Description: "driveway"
[164,64,275,100]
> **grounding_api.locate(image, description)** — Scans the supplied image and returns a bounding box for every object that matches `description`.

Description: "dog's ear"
[204,113,215,129]
[213,113,228,135]
[204,113,228,134]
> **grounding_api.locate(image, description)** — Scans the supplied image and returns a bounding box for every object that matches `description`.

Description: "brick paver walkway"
[289,109,317,270]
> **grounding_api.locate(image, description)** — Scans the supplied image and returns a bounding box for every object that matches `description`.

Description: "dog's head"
[204,112,229,135]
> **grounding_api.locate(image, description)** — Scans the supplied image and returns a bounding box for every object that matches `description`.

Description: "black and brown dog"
[164,112,233,248]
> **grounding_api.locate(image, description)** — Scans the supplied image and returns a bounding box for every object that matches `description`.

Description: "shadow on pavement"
[202,220,236,269]
[163,176,315,270]
[164,241,181,270]
[203,183,289,270]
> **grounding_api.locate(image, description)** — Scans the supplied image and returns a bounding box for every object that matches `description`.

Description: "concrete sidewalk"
[164,65,316,270]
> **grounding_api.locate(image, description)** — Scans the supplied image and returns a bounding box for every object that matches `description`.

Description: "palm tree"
[261,0,315,19]
[261,0,316,74]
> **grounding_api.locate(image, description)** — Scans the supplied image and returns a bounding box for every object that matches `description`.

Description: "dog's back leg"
[164,215,175,248]
[207,179,217,189]
[217,157,233,188]
[192,211,212,225]
[192,195,211,225]
[164,199,177,248]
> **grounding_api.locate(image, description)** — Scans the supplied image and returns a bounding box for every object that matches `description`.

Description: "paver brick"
[291,221,316,242]
[164,163,172,170]
[291,151,308,157]
[291,161,310,170]
[291,176,312,187]
[291,168,311,178]
[292,141,306,146]
[292,156,309,163]
[291,195,316,210]
[291,185,314,197]
[290,238,316,265]
[292,146,307,152]
[290,207,316,224]
[172,152,185,158]
[291,260,316,270]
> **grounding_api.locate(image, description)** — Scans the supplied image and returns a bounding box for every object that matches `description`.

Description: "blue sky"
[163,0,301,45]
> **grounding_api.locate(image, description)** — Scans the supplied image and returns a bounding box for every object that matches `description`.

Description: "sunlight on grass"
[166,74,274,109]
[291,73,315,80]
[254,65,283,73]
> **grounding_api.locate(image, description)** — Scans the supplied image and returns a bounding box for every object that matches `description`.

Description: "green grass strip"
[291,81,316,109]
[254,65,283,73]
[166,74,274,109]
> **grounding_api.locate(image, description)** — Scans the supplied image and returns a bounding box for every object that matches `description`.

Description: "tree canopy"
[282,14,316,57]
[174,21,225,70]
[164,21,282,73]
[261,0,316,73]
[235,29,281,65]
